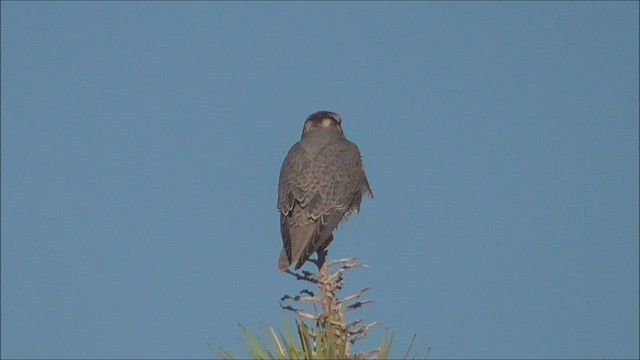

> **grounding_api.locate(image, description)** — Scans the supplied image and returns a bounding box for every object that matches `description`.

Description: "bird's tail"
[278,249,290,271]
[278,223,316,271]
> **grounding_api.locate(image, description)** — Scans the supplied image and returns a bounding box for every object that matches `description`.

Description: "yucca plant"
[215,318,396,360]
[216,258,423,359]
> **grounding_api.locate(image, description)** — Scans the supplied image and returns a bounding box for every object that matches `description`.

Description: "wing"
[278,141,309,215]
[278,142,316,270]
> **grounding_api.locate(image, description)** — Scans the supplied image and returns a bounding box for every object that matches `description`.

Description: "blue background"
[2,2,638,359]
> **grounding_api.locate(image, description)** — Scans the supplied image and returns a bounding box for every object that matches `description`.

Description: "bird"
[277,111,372,271]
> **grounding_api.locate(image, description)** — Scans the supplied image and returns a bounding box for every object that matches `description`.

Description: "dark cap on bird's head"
[303,111,343,136]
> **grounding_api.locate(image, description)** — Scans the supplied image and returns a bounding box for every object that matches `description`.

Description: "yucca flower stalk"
[279,257,379,358]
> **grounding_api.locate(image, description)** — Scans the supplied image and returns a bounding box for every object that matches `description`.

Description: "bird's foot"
[284,269,319,284]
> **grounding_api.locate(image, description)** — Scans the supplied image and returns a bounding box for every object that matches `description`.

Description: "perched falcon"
[277,111,372,271]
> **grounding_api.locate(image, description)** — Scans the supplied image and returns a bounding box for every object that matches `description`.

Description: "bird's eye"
[303,121,316,133]
[322,118,338,128]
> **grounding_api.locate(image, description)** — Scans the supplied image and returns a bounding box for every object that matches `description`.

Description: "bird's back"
[278,134,371,270]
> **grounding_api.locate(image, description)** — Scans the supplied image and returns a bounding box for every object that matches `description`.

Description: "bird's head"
[302,111,343,137]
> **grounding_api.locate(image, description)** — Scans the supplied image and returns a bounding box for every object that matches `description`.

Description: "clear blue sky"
[2,2,638,359]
